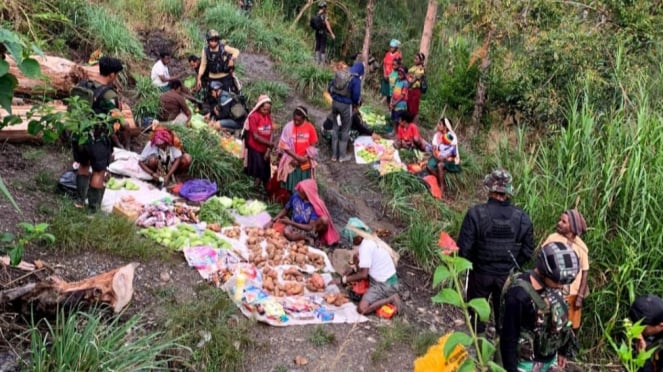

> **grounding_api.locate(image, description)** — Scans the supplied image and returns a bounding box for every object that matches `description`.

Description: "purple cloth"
[179,179,217,202]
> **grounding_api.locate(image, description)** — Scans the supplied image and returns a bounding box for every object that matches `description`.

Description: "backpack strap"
[512,273,549,313]
[91,84,115,113]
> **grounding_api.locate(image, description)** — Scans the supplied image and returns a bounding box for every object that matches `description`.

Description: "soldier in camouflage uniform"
[499,242,579,372]
[629,294,663,372]
[457,168,535,334]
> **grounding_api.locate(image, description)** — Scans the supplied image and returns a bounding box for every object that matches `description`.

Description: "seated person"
[322,99,373,142]
[427,117,461,192]
[267,179,339,246]
[338,221,402,315]
[157,80,192,125]
[393,111,426,151]
[202,82,247,131]
[629,294,663,372]
[138,128,191,185]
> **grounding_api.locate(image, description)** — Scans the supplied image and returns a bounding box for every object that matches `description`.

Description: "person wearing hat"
[337,220,402,315]
[457,168,535,334]
[381,39,402,105]
[242,95,274,190]
[312,1,335,65]
[542,209,589,333]
[629,294,663,372]
[196,29,240,93]
[500,242,580,372]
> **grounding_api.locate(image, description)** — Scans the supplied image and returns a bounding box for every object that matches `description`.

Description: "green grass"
[131,74,162,121]
[307,325,336,347]
[159,0,184,19]
[29,309,184,370]
[78,1,146,60]
[412,331,440,356]
[47,199,166,259]
[371,320,414,363]
[241,80,291,112]
[163,284,253,371]
[22,148,45,161]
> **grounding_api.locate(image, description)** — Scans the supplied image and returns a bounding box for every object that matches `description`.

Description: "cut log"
[8,55,101,97]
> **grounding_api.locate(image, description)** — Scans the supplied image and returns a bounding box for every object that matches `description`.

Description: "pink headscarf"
[295,179,339,246]
[151,128,173,146]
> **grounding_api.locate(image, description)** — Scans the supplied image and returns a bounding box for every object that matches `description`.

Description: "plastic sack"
[438,231,458,255]
[108,148,152,180]
[57,169,77,196]
[179,179,218,202]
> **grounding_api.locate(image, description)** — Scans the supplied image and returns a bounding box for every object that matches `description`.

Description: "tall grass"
[496,83,663,360]
[241,80,290,112]
[131,74,162,122]
[30,309,184,370]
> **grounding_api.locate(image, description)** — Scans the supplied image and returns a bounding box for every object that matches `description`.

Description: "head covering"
[535,241,579,285]
[294,179,339,245]
[206,29,220,41]
[342,217,372,242]
[318,1,327,8]
[396,66,407,75]
[483,168,513,195]
[564,209,587,236]
[441,133,454,145]
[241,95,272,167]
[416,52,426,63]
[349,61,365,77]
[389,39,401,48]
[210,81,222,90]
[151,128,173,146]
[294,106,309,120]
[630,295,663,326]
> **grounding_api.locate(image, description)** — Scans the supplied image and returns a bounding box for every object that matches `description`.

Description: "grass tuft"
[307,325,336,347]
[412,331,440,356]
[371,320,414,363]
[241,80,291,112]
[131,74,162,122]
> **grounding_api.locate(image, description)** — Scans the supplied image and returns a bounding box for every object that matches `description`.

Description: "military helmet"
[206,29,220,41]
[536,242,579,285]
[318,1,327,8]
[483,168,513,195]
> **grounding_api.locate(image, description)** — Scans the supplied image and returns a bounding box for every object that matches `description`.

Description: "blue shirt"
[286,193,319,224]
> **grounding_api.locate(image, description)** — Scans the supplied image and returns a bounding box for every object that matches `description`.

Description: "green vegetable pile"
[189,113,207,130]
[140,224,231,250]
[231,197,267,216]
[199,196,235,226]
[108,177,140,190]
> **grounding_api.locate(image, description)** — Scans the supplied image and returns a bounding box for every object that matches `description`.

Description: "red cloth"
[151,128,173,146]
[396,123,421,142]
[292,122,318,156]
[247,111,273,153]
[266,173,290,205]
[438,231,459,255]
[294,179,339,246]
[382,50,402,77]
[423,175,442,199]
[407,87,422,116]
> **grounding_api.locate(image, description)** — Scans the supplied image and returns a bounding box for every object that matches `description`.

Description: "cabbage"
[237,200,267,216]
[218,196,233,208]
[190,114,207,130]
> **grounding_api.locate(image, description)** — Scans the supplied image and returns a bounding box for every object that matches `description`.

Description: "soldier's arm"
[518,214,535,266]
[456,209,476,260]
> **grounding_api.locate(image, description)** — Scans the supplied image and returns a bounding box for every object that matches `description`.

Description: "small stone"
[295,338,305,342]
[293,355,308,366]
[417,307,426,313]
[428,324,438,332]
[367,337,376,343]
[160,271,171,282]
[453,318,465,327]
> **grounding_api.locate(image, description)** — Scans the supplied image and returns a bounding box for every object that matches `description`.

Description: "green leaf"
[458,359,476,372]
[42,129,59,143]
[0,176,20,212]
[2,115,22,129]
[4,41,24,65]
[432,288,462,307]
[0,74,18,113]
[9,246,23,266]
[468,298,491,322]
[35,223,49,232]
[0,28,21,44]
[28,120,44,136]
[433,265,451,288]
[0,59,8,77]
[18,58,41,78]
[0,232,15,243]
[451,256,473,272]
[41,233,56,244]
[479,337,496,363]
[443,331,473,358]
[488,360,507,372]
[17,222,34,232]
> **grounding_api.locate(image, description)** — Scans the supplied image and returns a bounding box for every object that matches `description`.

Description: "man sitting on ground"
[338,220,402,315]
[138,128,191,186]
[157,80,192,125]
[151,51,179,91]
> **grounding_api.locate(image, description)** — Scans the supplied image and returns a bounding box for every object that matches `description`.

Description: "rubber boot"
[315,51,321,65]
[75,174,90,207]
[87,187,103,214]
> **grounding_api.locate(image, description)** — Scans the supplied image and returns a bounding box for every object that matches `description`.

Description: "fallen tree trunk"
[8,55,101,97]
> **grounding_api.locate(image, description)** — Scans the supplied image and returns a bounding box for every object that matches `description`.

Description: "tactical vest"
[205,45,232,74]
[475,204,523,265]
[500,273,572,360]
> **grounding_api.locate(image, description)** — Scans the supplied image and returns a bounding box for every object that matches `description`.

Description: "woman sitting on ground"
[268,179,340,246]
[393,111,427,151]
[427,117,461,194]
[242,94,274,191]
[138,128,191,185]
[276,106,319,193]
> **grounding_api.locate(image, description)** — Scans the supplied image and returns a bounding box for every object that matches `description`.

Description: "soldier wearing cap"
[629,294,663,372]
[457,168,535,334]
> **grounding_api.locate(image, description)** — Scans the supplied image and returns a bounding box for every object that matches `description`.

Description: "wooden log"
[8,55,101,97]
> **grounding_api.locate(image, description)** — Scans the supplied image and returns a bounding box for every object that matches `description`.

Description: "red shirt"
[383,50,402,77]
[396,123,421,142]
[292,122,318,156]
[247,111,273,153]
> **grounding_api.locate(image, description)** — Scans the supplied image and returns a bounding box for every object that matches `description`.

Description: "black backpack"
[205,45,233,74]
[330,70,355,98]
[310,14,325,31]
[420,74,428,94]
[69,80,114,115]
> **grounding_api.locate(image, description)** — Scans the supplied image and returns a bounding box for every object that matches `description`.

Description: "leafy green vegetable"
[199,197,235,226]
[237,200,267,216]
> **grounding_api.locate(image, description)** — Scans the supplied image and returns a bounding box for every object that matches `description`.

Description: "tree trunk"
[471,27,495,126]
[7,55,101,97]
[419,0,438,58]
[360,0,376,66]
[291,0,315,29]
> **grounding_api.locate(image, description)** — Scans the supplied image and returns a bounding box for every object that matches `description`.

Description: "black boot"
[87,187,103,214]
[75,174,90,207]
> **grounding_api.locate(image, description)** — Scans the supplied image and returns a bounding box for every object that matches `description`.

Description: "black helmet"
[206,29,220,41]
[318,1,327,8]
[535,242,579,285]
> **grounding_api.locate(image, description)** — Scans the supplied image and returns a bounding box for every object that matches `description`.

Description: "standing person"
[276,106,319,193]
[72,56,124,213]
[328,61,365,162]
[195,30,240,94]
[311,1,336,65]
[151,51,177,91]
[381,39,402,105]
[457,168,535,333]
[629,294,663,372]
[500,242,580,372]
[542,209,589,333]
[242,95,274,190]
[389,66,409,128]
[407,52,426,122]
[157,80,192,125]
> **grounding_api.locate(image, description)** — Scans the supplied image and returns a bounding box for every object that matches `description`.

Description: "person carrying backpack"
[195,30,240,94]
[328,61,364,162]
[499,242,580,372]
[310,1,335,65]
[71,56,124,213]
